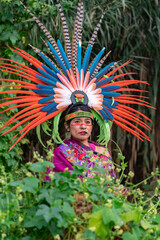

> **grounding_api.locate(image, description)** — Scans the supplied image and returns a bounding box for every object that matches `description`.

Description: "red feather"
[0,78,36,87]
[113,114,150,141]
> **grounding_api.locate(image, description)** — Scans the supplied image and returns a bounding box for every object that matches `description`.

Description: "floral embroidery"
[58,139,115,178]
[66,149,72,154]
[74,149,78,157]
[66,156,75,163]
[78,153,85,160]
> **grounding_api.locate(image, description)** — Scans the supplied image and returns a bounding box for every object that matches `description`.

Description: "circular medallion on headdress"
[71,90,88,105]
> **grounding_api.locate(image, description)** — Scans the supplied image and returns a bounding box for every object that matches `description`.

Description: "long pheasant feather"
[71,0,83,74]
[20,1,64,65]
[85,12,105,60]
[28,43,59,68]
[56,0,72,63]
[90,51,111,79]
[76,0,83,44]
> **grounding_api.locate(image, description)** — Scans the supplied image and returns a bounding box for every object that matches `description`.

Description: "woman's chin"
[72,135,89,141]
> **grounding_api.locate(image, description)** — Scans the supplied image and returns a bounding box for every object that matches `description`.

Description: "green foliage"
[52,112,64,144]
[0,0,159,179]
[91,109,112,147]
[0,110,25,168]
[0,146,160,240]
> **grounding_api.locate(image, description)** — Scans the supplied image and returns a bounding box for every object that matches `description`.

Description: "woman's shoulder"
[54,139,73,153]
[90,141,111,157]
[96,146,110,157]
[54,141,68,152]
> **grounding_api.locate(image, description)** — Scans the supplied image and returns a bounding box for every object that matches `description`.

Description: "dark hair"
[66,103,92,115]
[59,103,99,142]
[65,103,92,126]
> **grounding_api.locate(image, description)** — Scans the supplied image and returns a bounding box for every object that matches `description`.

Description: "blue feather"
[101,92,121,97]
[103,105,113,120]
[34,89,55,95]
[88,48,105,76]
[47,105,58,115]
[36,84,54,89]
[96,76,114,87]
[37,68,60,83]
[38,52,60,73]
[103,99,117,109]
[77,41,82,73]
[99,109,109,120]
[39,95,54,104]
[41,102,57,112]
[57,40,72,69]
[42,65,59,79]
[82,45,92,74]
[47,41,67,75]
[102,98,119,106]
[47,106,57,115]
[36,74,57,86]
[101,86,120,92]
[95,62,114,79]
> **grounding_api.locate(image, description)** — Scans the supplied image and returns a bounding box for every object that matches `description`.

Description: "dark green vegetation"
[0,147,160,239]
[0,0,159,175]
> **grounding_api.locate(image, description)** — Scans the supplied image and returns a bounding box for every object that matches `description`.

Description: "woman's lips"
[79,131,87,135]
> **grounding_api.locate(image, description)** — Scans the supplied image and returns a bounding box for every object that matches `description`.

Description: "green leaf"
[0,25,5,33]
[28,161,54,173]
[23,215,47,229]
[89,209,108,238]
[21,237,33,240]
[104,121,111,145]
[141,219,153,230]
[8,177,39,193]
[91,109,112,147]
[48,221,62,237]
[36,204,62,224]
[102,207,123,227]
[36,204,51,223]
[132,227,144,239]
[52,112,64,144]
[113,200,123,208]
[22,177,39,193]
[41,121,51,136]
[122,231,138,240]
[9,30,18,44]
[36,124,46,148]
[37,188,50,201]
[8,180,23,187]
[152,214,160,224]
[62,201,75,218]
[121,209,141,223]
[83,229,96,240]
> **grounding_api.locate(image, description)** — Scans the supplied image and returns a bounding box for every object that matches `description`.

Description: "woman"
[45,103,115,180]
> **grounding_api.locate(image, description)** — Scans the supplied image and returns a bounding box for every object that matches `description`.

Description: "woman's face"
[65,117,93,142]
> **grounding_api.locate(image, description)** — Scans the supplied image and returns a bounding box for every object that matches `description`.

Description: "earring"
[65,131,71,139]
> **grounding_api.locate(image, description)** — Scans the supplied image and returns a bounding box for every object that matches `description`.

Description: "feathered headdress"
[0,0,153,150]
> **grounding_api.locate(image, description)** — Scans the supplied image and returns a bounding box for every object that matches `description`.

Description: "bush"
[0,146,160,240]
[0,109,25,168]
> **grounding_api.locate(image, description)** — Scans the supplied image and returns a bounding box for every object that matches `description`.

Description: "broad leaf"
[29,161,54,173]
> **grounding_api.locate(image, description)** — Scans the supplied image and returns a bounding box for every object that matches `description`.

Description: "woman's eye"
[74,120,80,124]
[86,121,91,125]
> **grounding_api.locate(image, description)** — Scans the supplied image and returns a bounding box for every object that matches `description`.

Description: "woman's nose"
[80,123,86,128]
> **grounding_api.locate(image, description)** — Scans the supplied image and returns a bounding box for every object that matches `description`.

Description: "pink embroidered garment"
[45,139,115,181]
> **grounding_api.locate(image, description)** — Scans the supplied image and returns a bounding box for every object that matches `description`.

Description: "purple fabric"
[45,139,115,180]
[89,142,96,151]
